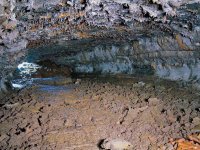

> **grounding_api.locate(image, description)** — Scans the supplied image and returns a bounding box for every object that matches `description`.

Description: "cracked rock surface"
[0,1,200,80]
[0,76,200,149]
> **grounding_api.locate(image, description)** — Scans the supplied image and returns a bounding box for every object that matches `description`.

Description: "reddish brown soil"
[0,77,199,150]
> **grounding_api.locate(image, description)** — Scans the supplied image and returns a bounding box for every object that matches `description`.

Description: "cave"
[0,0,200,150]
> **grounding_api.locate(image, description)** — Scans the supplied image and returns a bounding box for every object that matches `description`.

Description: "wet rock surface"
[0,76,199,150]
[25,39,200,89]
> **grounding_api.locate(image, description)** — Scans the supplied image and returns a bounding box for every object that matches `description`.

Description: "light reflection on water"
[17,62,41,75]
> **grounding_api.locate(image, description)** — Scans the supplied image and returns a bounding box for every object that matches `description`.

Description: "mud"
[0,76,200,150]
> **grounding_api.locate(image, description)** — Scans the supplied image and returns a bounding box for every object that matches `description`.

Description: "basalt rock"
[0,0,200,93]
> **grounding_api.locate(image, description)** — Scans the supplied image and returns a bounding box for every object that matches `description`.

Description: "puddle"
[38,84,76,93]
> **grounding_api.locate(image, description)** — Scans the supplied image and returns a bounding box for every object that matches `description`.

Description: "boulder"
[100,138,134,150]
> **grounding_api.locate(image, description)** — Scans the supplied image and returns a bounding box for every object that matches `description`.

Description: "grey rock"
[148,98,160,106]
[101,138,134,150]
[6,39,28,52]
[0,0,200,91]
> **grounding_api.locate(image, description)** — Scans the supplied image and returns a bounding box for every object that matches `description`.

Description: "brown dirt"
[0,76,200,150]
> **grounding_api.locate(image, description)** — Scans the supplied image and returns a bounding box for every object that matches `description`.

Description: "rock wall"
[25,37,200,87]
[0,0,200,93]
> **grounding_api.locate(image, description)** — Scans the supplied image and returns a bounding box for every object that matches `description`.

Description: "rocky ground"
[0,76,200,150]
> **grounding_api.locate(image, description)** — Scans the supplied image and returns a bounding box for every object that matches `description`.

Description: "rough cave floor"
[0,76,200,150]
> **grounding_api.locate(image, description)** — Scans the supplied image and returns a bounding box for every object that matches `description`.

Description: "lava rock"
[148,97,160,106]
[100,138,134,150]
